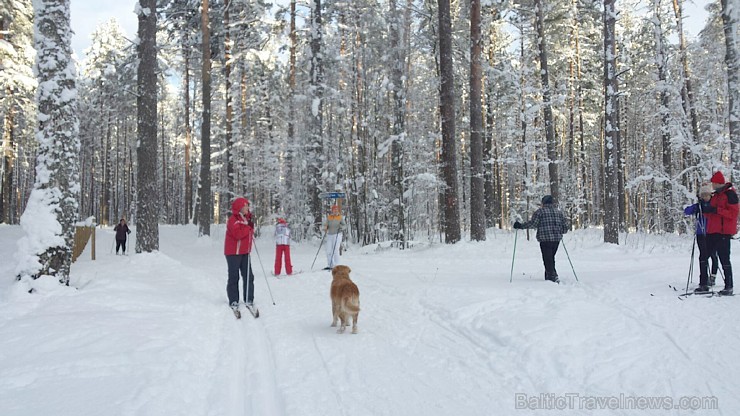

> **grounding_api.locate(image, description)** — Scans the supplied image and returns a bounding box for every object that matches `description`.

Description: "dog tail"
[343,295,360,313]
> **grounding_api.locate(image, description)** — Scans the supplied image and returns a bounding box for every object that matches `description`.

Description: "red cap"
[711,171,726,184]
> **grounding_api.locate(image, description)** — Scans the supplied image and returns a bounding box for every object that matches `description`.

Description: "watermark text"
[515,393,718,411]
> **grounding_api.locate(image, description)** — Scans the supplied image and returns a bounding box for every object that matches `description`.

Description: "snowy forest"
[1,0,739,279]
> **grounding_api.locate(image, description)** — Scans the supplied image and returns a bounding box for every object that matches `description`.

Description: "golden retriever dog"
[330,265,360,334]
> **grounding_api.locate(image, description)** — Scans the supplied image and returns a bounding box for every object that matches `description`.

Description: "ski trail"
[242,318,285,416]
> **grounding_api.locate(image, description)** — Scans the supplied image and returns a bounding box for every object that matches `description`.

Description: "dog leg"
[351,313,358,334]
[337,314,347,334]
[331,301,338,327]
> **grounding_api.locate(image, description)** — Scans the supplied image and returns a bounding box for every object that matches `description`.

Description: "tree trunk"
[603,0,620,244]
[136,0,159,252]
[224,4,234,200]
[438,0,460,244]
[308,0,324,233]
[469,0,486,241]
[19,0,81,283]
[389,0,407,248]
[535,0,559,202]
[721,0,740,178]
[671,0,700,149]
[198,0,212,236]
[183,40,192,225]
[286,0,297,207]
[653,0,674,232]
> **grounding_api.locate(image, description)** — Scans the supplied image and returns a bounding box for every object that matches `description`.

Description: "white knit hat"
[699,183,713,196]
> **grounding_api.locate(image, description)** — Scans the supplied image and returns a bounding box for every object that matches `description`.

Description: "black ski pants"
[116,239,127,254]
[696,234,719,277]
[539,241,560,280]
[700,234,733,288]
[226,254,255,306]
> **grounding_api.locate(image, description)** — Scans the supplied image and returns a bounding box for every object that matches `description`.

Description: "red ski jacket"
[224,198,254,255]
[705,183,739,235]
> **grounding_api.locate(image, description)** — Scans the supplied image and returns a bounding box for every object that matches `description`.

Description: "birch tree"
[16,0,80,284]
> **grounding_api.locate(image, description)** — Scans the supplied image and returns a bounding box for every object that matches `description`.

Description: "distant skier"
[513,195,570,283]
[684,183,719,286]
[224,197,256,318]
[113,218,131,255]
[694,171,738,295]
[274,217,293,276]
[322,205,346,270]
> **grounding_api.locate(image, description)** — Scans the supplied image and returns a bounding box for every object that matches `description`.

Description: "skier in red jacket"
[695,171,738,295]
[224,197,256,316]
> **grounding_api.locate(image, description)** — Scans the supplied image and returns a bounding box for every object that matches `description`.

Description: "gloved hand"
[513,221,523,229]
[245,212,254,227]
[702,205,717,214]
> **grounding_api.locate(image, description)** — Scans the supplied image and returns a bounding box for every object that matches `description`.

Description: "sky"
[69,0,713,62]
[69,0,139,61]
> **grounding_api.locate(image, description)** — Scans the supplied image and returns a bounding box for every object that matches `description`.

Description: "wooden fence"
[72,226,96,262]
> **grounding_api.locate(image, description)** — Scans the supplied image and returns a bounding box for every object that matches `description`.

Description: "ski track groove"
[309,325,348,416]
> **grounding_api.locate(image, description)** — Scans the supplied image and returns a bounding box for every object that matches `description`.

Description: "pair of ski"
[232,303,260,319]
[669,285,734,299]
[274,270,303,279]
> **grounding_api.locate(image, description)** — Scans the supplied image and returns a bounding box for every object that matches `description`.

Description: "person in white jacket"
[322,205,346,270]
[273,218,293,275]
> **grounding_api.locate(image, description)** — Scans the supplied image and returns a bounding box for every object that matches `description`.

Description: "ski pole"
[252,241,276,305]
[683,233,697,295]
[310,230,327,270]
[561,240,579,282]
[510,229,518,283]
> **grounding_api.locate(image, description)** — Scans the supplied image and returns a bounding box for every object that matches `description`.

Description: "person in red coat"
[695,171,739,295]
[224,197,256,310]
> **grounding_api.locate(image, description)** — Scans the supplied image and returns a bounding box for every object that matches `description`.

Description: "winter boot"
[545,275,560,284]
[719,287,734,296]
[230,303,241,319]
[694,285,711,294]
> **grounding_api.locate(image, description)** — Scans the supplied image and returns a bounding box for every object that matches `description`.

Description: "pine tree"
[438,0,460,244]
[720,0,739,177]
[16,0,80,284]
[603,0,620,244]
[135,0,159,251]
[469,0,485,241]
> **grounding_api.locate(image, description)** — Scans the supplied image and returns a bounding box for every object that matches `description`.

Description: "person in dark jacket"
[113,218,131,255]
[684,183,719,285]
[513,195,570,283]
[224,197,256,314]
[695,171,738,295]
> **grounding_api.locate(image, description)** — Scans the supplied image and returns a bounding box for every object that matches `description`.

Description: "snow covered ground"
[1,223,739,416]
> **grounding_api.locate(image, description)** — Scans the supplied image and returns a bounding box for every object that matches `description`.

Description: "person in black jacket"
[513,195,570,283]
[113,218,131,255]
